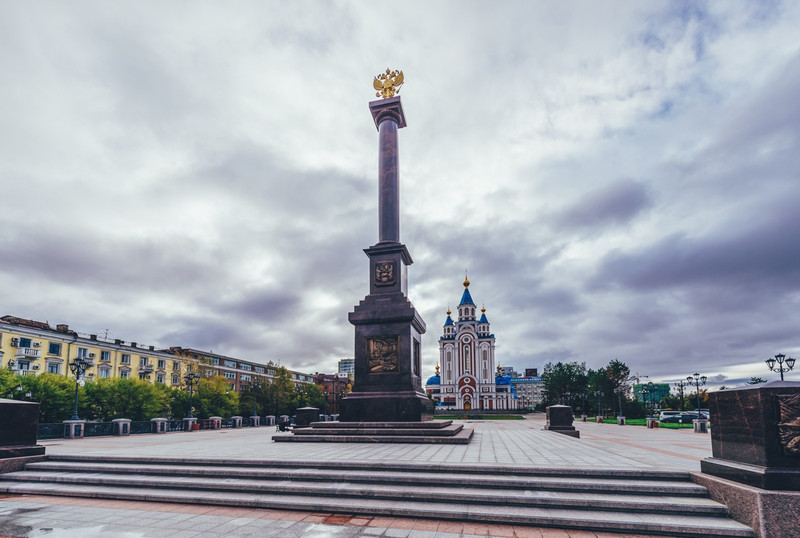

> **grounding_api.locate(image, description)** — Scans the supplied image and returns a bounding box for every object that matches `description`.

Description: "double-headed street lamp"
[68,356,91,421]
[594,391,603,416]
[687,373,707,417]
[251,378,262,417]
[613,386,625,418]
[766,353,795,381]
[184,372,202,419]
[673,380,688,411]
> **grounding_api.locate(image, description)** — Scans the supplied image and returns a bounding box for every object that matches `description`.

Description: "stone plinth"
[0,398,44,458]
[545,405,579,438]
[62,420,85,439]
[208,417,222,429]
[294,407,319,428]
[112,418,131,435]
[701,381,800,491]
[646,417,658,429]
[150,418,167,434]
[264,415,276,426]
[231,416,243,428]
[250,415,260,427]
[617,416,626,425]
[182,417,197,431]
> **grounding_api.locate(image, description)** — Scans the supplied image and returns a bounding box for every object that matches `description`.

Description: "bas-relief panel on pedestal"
[366,336,399,373]
[375,260,395,286]
[777,393,800,456]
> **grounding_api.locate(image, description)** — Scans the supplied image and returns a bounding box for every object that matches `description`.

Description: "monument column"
[339,69,432,423]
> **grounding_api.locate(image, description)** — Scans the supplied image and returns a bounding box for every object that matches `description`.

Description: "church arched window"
[463,345,471,372]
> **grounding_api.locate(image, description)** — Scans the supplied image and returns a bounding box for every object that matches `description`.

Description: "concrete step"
[43,454,693,480]
[1,469,729,516]
[0,481,755,537]
[292,424,464,436]
[0,456,755,537]
[21,460,711,496]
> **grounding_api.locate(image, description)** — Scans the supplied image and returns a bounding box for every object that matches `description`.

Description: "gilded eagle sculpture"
[373,68,404,99]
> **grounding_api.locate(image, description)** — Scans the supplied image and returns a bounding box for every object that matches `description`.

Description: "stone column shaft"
[378,118,400,243]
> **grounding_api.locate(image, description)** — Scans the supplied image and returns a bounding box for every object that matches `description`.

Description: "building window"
[224,360,236,368]
[47,362,60,374]
[121,354,131,364]
[211,358,219,365]
[120,370,130,379]
[241,374,251,382]
[463,346,471,372]
[172,361,180,371]
[229,384,235,391]
[98,368,110,379]
[224,372,236,380]
[48,342,62,355]
[255,366,264,373]
[157,359,165,369]
[156,373,165,383]
[77,347,88,358]
[101,351,111,362]
[19,337,32,348]
[172,374,180,385]
[240,363,251,371]
[140,357,149,367]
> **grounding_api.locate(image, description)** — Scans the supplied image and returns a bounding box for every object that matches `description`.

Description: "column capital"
[369,96,406,130]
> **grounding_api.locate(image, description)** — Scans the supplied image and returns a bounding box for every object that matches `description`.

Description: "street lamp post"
[68,356,90,421]
[323,389,329,416]
[614,387,624,418]
[646,381,655,418]
[595,391,603,417]
[766,353,795,381]
[184,372,202,419]
[673,380,688,411]
[687,373,707,433]
[251,378,262,417]
[641,387,650,417]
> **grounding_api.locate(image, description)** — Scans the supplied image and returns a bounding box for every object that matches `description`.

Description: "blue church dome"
[426,374,441,385]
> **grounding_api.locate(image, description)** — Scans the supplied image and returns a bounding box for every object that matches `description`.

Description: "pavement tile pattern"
[0,415,711,537]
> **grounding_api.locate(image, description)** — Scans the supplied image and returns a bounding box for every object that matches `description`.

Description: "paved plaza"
[0,415,712,537]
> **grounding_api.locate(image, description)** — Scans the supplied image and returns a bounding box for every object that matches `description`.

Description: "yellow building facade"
[0,316,193,386]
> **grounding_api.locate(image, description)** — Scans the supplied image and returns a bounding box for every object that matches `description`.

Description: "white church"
[425,277,517,410]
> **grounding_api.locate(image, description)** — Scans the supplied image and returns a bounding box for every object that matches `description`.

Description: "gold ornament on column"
[373,68,404,99]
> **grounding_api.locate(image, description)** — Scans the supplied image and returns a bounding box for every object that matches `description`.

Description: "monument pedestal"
[696,381,800,537]
[545,405,580,438]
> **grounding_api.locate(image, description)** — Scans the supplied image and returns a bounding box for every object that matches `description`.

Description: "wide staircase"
[0,455,754,536]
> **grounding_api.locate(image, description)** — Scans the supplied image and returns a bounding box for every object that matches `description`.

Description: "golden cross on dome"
[373,68,404,99]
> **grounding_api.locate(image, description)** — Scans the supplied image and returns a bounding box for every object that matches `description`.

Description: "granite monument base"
[294,407,320,428]
[545,405,580,438]
[701,381,800,491]
[692,471,800,538]
[273,419,472,444]
[0,398,45,460]
[339,391,433,423]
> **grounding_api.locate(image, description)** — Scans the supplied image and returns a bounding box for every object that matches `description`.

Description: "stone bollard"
[183,417,198,432]
[264,415,276,426]
[209,416,222,429]
[231,416,243,428]
[62,420,86,439]
[112,418,132,436]
[617,416,626,425]
[693,418,708,433]
[331,414,339,421]
[646,417,658,429]
[250,415,261,427]
[596,416,604,424]
[150,418,167,434]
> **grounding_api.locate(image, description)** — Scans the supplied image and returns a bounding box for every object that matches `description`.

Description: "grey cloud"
[546,180,653,233]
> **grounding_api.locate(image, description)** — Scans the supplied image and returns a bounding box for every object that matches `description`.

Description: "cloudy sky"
[2,1,799,389]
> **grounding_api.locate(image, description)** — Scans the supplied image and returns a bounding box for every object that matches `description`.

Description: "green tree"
[194,376,238,418]
[268,366,298,416]
[542,362,588,407]
[746,377,767,385]
[6,372,82,423]
[83,378,171,421]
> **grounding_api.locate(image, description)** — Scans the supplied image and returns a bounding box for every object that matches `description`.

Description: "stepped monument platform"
[1,414,777,537]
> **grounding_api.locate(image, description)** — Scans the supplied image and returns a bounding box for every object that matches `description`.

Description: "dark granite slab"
[0,398,40,448]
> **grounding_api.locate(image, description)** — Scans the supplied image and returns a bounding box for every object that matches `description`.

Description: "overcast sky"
[2,1,799,389]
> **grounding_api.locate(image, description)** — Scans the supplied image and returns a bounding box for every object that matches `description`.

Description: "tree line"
[0,365,323,423]
[540,359,710,419]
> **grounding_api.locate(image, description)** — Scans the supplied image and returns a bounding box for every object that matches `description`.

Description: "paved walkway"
[0,415,712,537]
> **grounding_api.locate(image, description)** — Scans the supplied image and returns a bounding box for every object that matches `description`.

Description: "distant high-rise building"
[338,357,355,381]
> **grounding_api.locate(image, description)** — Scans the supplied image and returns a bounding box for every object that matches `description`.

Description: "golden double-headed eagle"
[373,68,404,99]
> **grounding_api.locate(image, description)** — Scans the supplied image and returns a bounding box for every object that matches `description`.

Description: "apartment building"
[0,316,314,392]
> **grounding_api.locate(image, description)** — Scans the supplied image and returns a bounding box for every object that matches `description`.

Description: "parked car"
[659,411,681,421]
[661,412,707,424]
